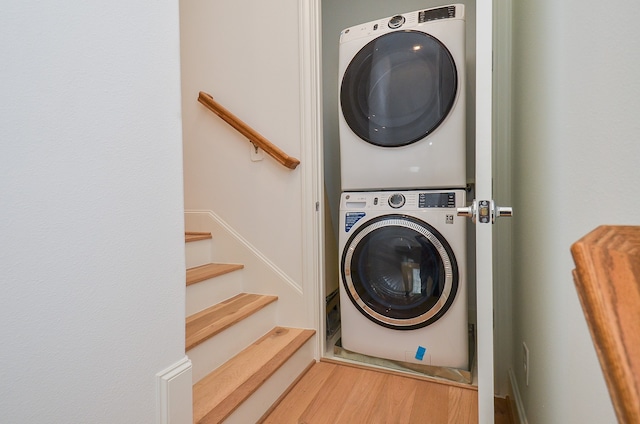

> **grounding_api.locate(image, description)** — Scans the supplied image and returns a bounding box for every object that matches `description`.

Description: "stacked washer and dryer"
[337,4,469,370]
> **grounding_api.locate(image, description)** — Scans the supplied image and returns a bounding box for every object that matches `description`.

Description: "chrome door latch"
[457,199,478,222]
[457,200,513,224]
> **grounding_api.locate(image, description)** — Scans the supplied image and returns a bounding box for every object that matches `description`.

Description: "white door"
[458,1,513,422]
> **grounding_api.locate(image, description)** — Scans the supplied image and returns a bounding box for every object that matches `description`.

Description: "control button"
[388,15,406,29]
[388,193,406,209]
[448,193,456,208]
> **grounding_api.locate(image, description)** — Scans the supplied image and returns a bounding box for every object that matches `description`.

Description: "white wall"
[0,2,186,423]
[180,0,305,285]
[512,0,640,422]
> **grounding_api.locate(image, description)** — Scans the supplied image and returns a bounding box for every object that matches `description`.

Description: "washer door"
[340,30,458,147]
[341,214,458,330]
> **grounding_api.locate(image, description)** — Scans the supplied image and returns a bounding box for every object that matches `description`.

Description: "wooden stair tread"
[186,263,244,286]
[186,293,277,351]
[193,326,316,424]
[185,232,212,242]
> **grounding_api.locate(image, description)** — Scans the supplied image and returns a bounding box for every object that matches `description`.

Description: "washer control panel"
[343,191,458,210]
[419,192,456,208]
[388,193,406,208]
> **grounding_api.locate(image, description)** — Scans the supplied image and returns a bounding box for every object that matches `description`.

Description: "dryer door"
[340,30,457,147]
[341,214,458,330]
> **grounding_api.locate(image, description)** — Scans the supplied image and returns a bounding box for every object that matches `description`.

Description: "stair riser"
[224,338,316,424]
[189,302,277,384]
[185,239,212,269]
[186,272,243,316]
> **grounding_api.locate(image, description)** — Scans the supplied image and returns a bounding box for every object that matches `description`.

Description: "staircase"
[185,231,316,423]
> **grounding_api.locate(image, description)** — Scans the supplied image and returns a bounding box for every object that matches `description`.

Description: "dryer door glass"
[341,31,457,147]
[341,215,458,330]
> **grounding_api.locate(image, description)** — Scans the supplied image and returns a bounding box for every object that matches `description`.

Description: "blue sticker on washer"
[345,212,366,232]
[415,346,426,361]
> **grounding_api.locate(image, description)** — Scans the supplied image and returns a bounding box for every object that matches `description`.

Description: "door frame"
[301,1,504,422]
[298,0,325,356]
[474,0,495,421]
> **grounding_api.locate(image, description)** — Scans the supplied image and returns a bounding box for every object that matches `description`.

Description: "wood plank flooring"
[261,361,514,424]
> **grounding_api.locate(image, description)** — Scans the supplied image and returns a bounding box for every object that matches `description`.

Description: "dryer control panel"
[339,4,464,44]
[418,6,457,23]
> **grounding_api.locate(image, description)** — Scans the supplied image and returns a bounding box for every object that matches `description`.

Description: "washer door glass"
[341,215,458,330]
[341,30,457,147]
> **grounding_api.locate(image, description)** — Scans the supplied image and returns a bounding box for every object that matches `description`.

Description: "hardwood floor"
[261,361,514,424]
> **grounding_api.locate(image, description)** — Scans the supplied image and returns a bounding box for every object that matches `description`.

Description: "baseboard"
[508,368,528,424]
[156,356,193,424]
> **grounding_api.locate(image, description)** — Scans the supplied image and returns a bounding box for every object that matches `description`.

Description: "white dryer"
[339,189,468,369]
[339,5,466,191]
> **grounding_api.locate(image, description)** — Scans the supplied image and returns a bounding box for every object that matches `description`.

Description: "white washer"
[339,5,466,191]
[339,189,468,369]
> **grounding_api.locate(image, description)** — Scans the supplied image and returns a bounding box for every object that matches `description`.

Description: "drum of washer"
[341,214,459,330]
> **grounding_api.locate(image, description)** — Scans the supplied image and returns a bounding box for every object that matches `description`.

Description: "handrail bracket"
[197,91,300,170]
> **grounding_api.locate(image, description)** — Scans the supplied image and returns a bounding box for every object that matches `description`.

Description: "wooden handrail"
[197,91,300,170]
[571,225,640,424]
